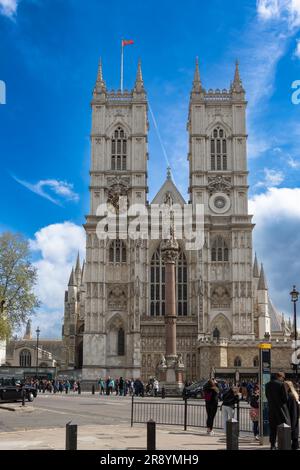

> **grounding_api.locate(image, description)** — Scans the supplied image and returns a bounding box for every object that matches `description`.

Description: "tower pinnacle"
[192,57,203,93]
[231,60,244,93]
[134,59,144,92]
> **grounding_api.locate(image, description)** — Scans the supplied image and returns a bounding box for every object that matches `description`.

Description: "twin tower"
[62,59,277,382]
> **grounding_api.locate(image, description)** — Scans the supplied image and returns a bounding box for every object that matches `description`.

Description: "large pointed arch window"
[150,249,188,317]
[111,127,127,171]
[19,349,31,367]
[211,236,229,262]
[109,239,127,263]
[211,127,227,171]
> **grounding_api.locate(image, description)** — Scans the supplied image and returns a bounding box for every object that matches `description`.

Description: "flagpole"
[121,40,124,93]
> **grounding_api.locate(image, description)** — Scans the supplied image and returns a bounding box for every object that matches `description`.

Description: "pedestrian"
[284,380,300,450]
[221,385,240,432]
[265,372,290,450]
[203,379,219,435]
[153,378,159,397]
[249,387,260,440]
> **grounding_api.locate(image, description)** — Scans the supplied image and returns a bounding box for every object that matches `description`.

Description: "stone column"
[158,237,185,393]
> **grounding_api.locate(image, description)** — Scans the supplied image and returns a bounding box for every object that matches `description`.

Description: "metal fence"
[131,397,253,434]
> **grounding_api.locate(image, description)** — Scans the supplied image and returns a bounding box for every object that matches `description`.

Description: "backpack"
[204,390,212,401]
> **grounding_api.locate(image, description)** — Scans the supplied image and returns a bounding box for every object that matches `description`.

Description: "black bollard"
[66,421,77,450]
[277,423,291,450]
[92,385,95,395]
[161,387,166,399]
[22,388,25,407]
[226,418,239,450]
[147,420,156,451]
[184,398,188,431]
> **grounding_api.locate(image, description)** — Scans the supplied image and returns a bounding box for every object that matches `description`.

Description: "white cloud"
[12,176,79,205]
[257,0,280,20]
[250,187,300,220]
[29,222,86,337]
[250,187,300,317]
[0,0,18,17]
[255,168,285,188]
[294,37,300,57]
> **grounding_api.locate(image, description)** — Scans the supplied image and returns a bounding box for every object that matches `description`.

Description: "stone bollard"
[277,423,291,450]
[147,420,156,451]
[226,418,239,450]
[92,385,95,395]
[161,387,166,399]
[66,421,77,450]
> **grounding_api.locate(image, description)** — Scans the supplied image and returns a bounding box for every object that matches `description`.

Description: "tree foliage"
[0,232,40,339]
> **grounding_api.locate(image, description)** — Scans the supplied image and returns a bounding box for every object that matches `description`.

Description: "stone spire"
[253,253,260,278]
[81,261,86,287]
[258,264,268,291]
[134,59,144,92]
[23,319,32,340]
[231,60,245,94]
[167,166,172,180]
[192,57,202,93]
[75,252,81,286]
[94,58,106,93]
[68,268,76,287]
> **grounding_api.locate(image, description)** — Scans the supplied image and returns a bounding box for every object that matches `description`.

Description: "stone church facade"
[61,59,293,383]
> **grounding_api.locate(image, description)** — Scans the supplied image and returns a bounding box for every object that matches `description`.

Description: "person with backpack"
[203,379,219,435]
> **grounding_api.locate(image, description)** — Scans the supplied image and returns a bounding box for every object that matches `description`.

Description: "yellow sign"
[259,343,272,349]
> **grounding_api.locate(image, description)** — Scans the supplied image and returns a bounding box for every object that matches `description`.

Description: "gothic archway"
[210,313,232,339]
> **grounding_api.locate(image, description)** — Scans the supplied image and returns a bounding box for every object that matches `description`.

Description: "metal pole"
[121,40,124,92]
[36,332,39,379]
[294,300,298,380]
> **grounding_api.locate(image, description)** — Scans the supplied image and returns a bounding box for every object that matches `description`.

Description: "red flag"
[122,39,134,47]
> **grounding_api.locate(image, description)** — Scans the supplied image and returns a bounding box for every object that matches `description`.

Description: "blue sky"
[1,0,300,337]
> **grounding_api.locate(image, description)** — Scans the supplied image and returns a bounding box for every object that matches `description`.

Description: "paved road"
[0,393,252,433]
[0,393,133,432]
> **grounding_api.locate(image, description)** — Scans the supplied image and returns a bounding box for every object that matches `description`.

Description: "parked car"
[182,380,208,399]
[0,378,37,403]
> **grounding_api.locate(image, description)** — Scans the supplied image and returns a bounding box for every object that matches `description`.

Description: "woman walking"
[204,379,219,435]
[285,380,300,450]
[249,387,260,440]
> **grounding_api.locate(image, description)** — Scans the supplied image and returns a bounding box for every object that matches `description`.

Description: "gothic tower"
[188,60,255,343]
[82,59,149,381]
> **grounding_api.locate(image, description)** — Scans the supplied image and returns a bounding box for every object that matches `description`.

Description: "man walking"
[265,372,290,450]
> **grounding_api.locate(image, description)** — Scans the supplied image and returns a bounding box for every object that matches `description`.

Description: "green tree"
[0,232,40,340]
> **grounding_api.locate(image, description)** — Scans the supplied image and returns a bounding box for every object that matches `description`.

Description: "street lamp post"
[36,326,40,379]
[290,286,299,381]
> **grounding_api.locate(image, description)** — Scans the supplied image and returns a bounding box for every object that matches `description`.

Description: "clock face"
[209,192,231,214]
[214,196,226,209]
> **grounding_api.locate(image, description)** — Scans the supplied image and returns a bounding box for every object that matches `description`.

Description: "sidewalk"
[0,424,269,450]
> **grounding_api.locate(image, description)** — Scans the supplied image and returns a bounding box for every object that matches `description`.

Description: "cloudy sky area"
[1,0,300,337]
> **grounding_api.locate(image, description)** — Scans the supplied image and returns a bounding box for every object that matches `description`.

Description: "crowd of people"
[202,373,299,450]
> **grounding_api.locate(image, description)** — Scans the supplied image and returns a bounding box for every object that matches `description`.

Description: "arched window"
[253,356,259,367]
[19,349,31,367]
[109,240,127,263]
[118,328,125,356]
[111,127,127,171]
[211,236,229,262]
[234,356,242,367]
[210,127,228,171]
[150,249,188,317]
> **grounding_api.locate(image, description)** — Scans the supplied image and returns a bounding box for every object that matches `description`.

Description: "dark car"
[0,378,37,403]
[182,380,208,399]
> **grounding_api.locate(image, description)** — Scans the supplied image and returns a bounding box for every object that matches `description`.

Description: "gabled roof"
[151,178,186,206]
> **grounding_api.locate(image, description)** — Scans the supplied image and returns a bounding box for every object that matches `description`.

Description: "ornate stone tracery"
[208,175,232,195]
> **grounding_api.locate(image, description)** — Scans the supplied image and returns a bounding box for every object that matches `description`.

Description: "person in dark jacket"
[221,385,240,432]
[285,380,299,450]
[204,379,219,435]
[265,372,290,450]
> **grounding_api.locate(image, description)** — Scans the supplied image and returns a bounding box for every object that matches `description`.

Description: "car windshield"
[187,380,207,390]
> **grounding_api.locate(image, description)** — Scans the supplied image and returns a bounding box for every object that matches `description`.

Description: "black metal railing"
[131,396,252,433]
